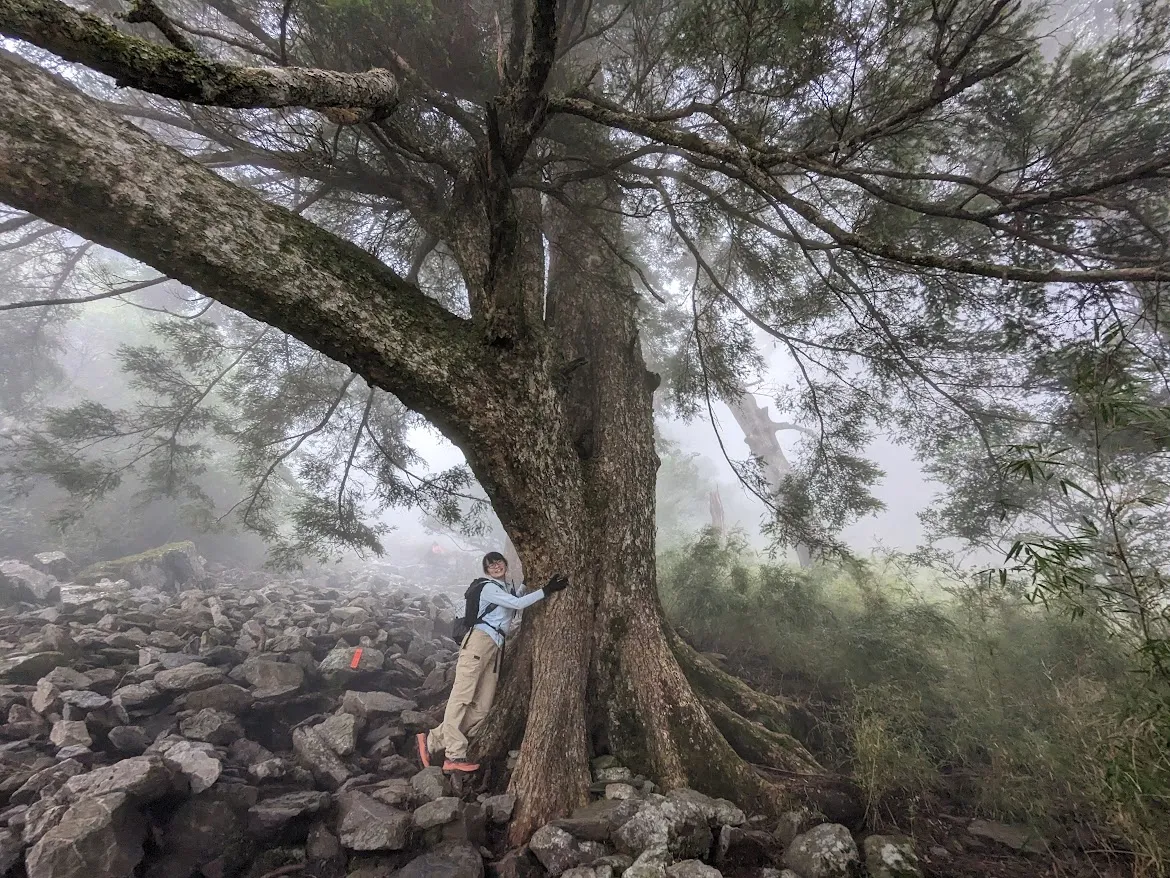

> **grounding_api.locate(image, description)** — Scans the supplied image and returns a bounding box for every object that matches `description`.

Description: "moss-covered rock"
[863,834,922,878]
[782,823,859,878]
[77,541,208,592]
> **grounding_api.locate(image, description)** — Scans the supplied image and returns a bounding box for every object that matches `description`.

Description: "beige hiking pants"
[426,629,499,760]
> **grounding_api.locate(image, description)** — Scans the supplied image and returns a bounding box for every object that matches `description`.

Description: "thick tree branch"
[0,51,488,436]
[0,0,398,111]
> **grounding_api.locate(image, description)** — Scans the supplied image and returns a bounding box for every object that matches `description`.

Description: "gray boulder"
[147,630,185,650]
[966,819,1047,854]
[529,824,607,876]
[666,789,745,827]
[154,663,225,692]
[7,701,47,736]
[667,861,723,878]
[319,646,385,673]
[306,821,344,871]
[624,847,670,878]
[107,726,151,754]
[292,726,351,790]
[62,755,174,802]
[613,798,712,861]
[9,760,85,806]
[184,683,253,714]
[112,681,166,711]
[336,790,410,850]
[238,658,303,698]
[606,783,639,800]
[25,793,148,878]
[414,796,462,830]
[50,720,92,749]
[77,541,207,592]
[0,827,20,875]
[483,792,516,824]
[248,755,290,783]
[340,689,416,719]
[60,689,110,711]
[594,853,635,874]
[41,666,93,691]
[0,560,61,605]
[782,824,860,878]
[0,651,68,683]
[863,835,922,878]
[157,653,205,671]
[32,551,76,580]
[370,778,414,808]
[22,800,70,848]
[774,808,826,847]
[595,765,634,783]
[247,790,330,838]
[180,708,245,745]
[553,798,642,843]
[395,841,484,878]
[411,767,449,802]
[158,740,222,793]
[315,713,357,756]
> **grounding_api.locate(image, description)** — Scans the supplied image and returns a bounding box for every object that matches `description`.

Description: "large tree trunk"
[470,179,832,842]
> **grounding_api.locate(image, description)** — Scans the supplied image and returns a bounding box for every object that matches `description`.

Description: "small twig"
[0,276,169,311]
[337,386,374,522]
[123,0,196,53]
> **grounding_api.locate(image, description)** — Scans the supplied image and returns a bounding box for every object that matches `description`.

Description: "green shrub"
[658,532,1170,872]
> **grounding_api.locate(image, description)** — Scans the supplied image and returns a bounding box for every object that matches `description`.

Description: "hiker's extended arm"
[480,581,546,610]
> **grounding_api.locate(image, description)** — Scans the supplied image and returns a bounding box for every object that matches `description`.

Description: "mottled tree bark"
[0,0,399,111]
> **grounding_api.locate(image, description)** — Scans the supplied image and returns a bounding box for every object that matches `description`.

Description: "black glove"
[544,573,569,594]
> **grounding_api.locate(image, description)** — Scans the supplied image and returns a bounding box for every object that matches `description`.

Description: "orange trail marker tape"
[350,648,363,669]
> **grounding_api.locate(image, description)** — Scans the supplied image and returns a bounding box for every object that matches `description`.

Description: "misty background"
[3,269,939,570]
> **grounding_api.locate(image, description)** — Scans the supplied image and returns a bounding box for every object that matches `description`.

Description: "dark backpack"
[451,577,495,644]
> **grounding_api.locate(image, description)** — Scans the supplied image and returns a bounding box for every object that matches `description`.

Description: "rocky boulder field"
[0,545,926,878]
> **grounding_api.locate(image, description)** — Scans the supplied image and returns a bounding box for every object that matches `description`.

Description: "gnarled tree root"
[697,691,819,773]
[669,629,810,737]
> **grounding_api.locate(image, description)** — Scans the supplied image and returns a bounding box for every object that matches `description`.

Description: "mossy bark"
[0,0,399,110]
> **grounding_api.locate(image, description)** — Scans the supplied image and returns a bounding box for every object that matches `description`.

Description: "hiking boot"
[415,733,431,768]
[443,758,480,773]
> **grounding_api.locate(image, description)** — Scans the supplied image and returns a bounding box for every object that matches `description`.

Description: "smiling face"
[486,559,507,579]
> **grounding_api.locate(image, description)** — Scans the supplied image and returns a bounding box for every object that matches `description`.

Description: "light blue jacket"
[474,578,546,647]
